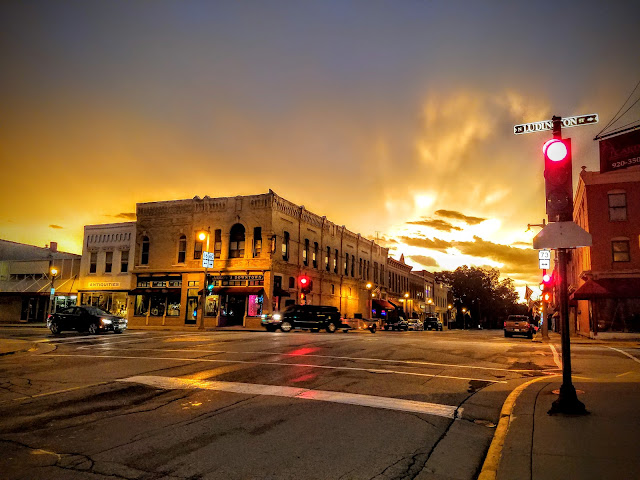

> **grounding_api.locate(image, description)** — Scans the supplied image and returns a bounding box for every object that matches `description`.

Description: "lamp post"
[366,282,373,318]
[461,307,467,329]
[198,228,211,331]
[447,304,452,328]
[49,266,58,315]
[404,292,409,317]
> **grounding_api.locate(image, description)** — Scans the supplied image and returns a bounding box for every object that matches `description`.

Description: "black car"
[424,315,443,331]
[47,306,128,335]
[263,305,344,333]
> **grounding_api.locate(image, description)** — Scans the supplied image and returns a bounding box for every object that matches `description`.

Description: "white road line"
[549,344,562,369]
[87,346,543,374]
[45,353,507,383]
[607,347,640,365]
[119,375,460,419]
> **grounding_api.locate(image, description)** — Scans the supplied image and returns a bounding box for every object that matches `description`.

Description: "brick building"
[569,166,640,336]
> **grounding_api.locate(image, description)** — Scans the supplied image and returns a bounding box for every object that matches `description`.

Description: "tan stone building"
[77,222,137,317]
[129,190,389,328]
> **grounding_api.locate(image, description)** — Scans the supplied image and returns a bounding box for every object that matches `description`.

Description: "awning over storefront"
[212,286,265,295]
[572,278,640,300]
[273,287,291,297]
[373,299,395,310]
[130,288,181,295]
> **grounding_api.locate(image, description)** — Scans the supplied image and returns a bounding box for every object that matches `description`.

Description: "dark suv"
[263,305,344,333]
[424,315,443,331]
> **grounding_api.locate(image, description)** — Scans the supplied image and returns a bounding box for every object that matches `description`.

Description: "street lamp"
[461,307,467,329]
[366,282,373,318]
[49,266,58,315]
[198,228,211,331]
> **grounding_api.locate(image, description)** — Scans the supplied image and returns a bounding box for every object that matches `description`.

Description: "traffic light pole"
[547,117,587,415]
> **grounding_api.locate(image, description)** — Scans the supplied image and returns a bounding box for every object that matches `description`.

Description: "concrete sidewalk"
[494,377,640,480]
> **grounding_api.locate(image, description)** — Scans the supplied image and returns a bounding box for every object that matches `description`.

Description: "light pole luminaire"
[198,228,211,331]
[49,266,58,315]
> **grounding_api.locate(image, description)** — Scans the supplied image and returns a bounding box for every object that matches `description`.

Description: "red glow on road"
[287,347,320,356]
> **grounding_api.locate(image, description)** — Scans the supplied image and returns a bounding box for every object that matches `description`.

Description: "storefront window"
[150,294,166,316]
[205,294,219,317]
[135,295,150,316]
[111,293,127,316]
[248,295,263,317]
[166,292,181,316]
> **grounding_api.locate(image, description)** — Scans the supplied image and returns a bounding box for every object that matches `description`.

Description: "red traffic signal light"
[543,138,573,222]
[299,275,312,294]
[542,273,552,283]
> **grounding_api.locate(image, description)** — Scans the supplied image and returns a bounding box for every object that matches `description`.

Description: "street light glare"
[198,232,207,241]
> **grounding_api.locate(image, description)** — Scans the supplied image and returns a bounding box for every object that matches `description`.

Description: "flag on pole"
[525,285,533,302]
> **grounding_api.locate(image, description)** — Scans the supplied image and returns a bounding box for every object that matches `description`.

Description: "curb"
[477,374,560,480]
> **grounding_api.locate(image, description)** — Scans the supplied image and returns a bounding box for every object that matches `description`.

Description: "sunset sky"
[1,1,639,300]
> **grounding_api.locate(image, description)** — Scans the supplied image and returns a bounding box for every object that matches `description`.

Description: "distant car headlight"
[272,313,282,321]
[101,318,112,325]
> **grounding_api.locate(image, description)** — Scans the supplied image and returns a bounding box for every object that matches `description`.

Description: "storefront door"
[224,295,245,326]
[185,295,199,325]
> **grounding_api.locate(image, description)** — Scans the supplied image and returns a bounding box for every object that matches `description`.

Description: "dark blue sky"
[1,0,639,291]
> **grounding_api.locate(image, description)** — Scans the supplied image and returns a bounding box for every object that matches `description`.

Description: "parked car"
[262,305,347,333]
[383,311,408,331]
[47,306,128,335]
[407,318,424,331]
[504,315,535,339]
[424,315,443,331]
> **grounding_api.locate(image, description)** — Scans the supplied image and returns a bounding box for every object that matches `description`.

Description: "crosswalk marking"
[119,375,460,419]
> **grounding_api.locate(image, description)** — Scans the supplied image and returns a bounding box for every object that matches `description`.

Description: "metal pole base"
[548,384,589,415]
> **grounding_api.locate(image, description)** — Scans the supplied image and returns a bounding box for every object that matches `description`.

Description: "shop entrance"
[223,294,245,326]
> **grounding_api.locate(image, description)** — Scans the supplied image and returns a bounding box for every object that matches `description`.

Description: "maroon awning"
[572,278,640,300]
[373,299,395,310]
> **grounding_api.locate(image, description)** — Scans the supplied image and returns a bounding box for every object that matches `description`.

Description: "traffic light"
[543,138,573,222]
[540,273,553,303]
[299,275,312,294]
[206,274,214,293]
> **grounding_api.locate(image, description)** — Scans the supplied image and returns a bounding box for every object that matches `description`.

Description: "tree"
[436,266,522,329]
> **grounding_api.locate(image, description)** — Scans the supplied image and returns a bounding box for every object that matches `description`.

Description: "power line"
[595,78,640,138]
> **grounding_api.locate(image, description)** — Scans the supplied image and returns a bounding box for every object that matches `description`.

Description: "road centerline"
[45,353,508,383]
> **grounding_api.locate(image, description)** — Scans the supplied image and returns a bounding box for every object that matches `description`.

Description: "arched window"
[177,235,187,263]
[229,224,245,258]
[282,231,290,261]
[141,236,150,265]
[313,242,319,268]
[303,239,309,265]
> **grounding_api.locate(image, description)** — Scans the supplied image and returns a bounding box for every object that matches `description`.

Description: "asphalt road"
[0,328,575,479]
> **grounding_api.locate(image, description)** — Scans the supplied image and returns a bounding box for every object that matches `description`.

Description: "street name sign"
[202,251,214,269]
[514,114,598,135]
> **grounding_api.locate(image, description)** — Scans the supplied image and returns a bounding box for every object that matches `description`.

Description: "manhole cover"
[552,389,585,395]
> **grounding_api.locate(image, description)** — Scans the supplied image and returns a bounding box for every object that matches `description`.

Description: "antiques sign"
[599,129,640,172]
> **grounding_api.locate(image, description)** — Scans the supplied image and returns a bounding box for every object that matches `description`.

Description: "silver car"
[407,318,424,331]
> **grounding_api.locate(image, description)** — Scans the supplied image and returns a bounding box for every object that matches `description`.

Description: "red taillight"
[47,314,53,321]
[503,321,506,328]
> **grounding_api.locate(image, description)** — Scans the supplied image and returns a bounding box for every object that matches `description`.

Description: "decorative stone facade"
[129,190,389,328]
